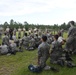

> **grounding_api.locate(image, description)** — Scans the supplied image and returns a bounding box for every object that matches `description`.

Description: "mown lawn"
[0,32,76,75]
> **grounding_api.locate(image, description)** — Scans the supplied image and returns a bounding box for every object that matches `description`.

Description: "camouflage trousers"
[65,36,76,52]
[39,56,49,68]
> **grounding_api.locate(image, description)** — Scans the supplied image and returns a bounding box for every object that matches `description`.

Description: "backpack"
[28,64,42,73]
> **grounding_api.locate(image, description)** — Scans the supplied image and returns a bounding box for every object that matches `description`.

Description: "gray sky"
[0,0,76,25]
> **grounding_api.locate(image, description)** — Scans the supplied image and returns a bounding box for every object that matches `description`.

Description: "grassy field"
[0,32,76,75]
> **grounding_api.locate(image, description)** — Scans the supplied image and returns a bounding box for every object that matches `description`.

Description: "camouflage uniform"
[29,37,36,48]
[0,27,3,39]
[10,43,17,52]
[38,42,50,68]
[18,28,21,39]
[23,28,26,37]
[65,26,76,53]
[2,35,9,46]
[22,36,29,48]
[34,34,41,48]
[13,28,17,35]
[50,40,63,63]
[0,45,8,55]
[6,27,10,37]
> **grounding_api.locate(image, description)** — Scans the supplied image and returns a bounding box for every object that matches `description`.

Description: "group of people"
[0,26,46,55]
[29,21,76,73]
[0,21,76,72]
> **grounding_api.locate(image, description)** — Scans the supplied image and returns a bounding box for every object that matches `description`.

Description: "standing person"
[13,28,17,35]
[9,27,13,40]
[0,27,3,39]
[65,21,76,54]
[6,26,10,37]
[18,26,21,39]
[23,26,26,37]
[68,21,75,37]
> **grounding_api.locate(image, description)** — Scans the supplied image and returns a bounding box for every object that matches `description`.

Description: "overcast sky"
[0,0,76,25]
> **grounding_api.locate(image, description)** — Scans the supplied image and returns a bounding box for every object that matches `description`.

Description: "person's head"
[41,35,47,42]
[54,34,59,41]
[31,35,34,38]
[68,20,75,26]
[14,33,16,36]
[4,32,6,35]
[24,33,27,36]
[2,42,4,45]
[36,34,38,37]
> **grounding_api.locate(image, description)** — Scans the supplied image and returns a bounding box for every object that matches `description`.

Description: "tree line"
[0,19,74,31]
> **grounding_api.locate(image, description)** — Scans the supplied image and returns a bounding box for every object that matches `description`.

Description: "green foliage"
[0,19,69,31]
[0,32,76,75]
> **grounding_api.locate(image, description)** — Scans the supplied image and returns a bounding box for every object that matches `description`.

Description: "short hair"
[36,34,38,37]
[24,33,27,36]
[68,21,75,25]
[4,32,6,35]
[54,34,59,40]
[42,35,47,42]
[2,42,4,45]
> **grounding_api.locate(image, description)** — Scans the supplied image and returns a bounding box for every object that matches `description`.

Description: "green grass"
[0,32,76,75]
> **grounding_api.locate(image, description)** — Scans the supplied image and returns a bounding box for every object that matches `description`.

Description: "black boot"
[50,67,59,72]
[67,61,76,68]
[57,60,65,67]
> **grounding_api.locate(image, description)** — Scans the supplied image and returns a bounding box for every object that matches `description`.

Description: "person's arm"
[38,46,42,65]
[58,37,65,45]
[68,26,74,37]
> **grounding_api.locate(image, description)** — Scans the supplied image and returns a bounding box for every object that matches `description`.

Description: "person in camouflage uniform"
[29,36,36,49]
[23,26,26,37]
[22,33,29,49]
[2,33,10,46]
[37,35,59,71]
[0,43,8,55]
[13,28,17,35]
[65,21,76,54]
[38,35,50,68]
[50,35,63,64]
[6,26,10,37]
[18,26,21,39]
[8,41,17,55]
[0,27,3,39]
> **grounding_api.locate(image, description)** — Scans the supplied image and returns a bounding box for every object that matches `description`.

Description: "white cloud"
[0,0,75,16]
[0,0,76,24]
